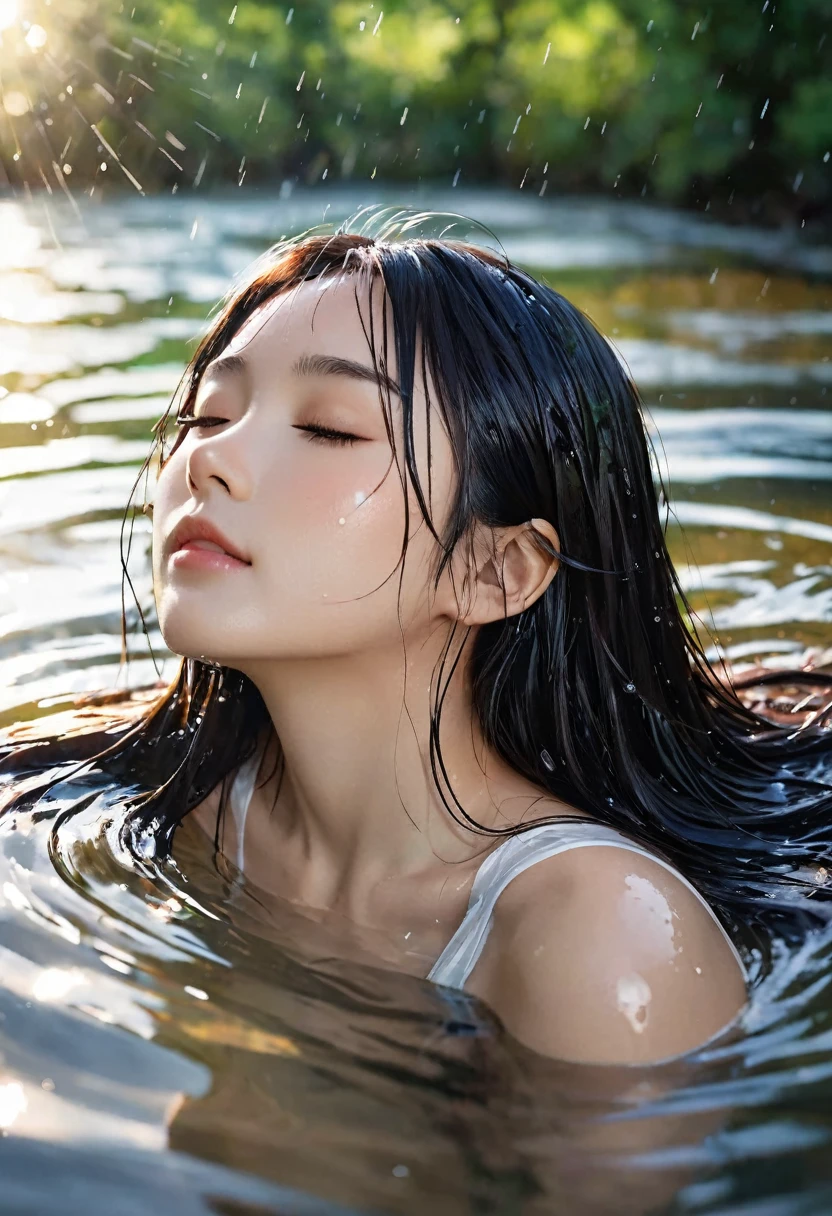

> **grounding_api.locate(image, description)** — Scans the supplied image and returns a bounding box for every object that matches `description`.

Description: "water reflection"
[0,188,830,1213]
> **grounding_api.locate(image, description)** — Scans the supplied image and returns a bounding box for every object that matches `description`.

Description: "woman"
[2,219,830,1066]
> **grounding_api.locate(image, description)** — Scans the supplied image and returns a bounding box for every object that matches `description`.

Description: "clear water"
[0,186,830,1214]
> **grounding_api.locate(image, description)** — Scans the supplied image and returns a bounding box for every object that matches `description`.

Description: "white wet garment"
[427,821,747,990]
[227,743,265,872]
[226,743,746,991]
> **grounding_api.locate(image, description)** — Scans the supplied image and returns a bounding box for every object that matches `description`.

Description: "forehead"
[221,273,392,370]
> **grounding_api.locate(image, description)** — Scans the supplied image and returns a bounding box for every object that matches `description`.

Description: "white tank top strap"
[227,742,265,871]
[426,820,746,991]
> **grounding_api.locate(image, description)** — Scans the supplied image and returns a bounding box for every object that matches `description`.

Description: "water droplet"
[540,749,555,771]
[338,517,346,526]
[625,683,636,693]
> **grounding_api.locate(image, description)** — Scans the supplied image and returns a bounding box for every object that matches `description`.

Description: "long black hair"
[2,216,830,956]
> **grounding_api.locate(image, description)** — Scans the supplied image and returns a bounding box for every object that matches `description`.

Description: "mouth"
[167,517,252,572]
[169,540,251,573]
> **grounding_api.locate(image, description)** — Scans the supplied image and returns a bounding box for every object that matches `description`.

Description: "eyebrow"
[201,350,401,398]
[293,352,401,398]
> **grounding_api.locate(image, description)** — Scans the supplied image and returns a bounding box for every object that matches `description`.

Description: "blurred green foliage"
[0,0,829,215]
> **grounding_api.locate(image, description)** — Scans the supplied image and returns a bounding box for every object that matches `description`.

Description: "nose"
[183,423,253,502]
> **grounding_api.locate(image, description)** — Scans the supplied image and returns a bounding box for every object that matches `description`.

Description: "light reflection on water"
[0,187,830,1214]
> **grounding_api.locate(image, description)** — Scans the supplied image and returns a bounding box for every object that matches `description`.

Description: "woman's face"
[152,274,459,668]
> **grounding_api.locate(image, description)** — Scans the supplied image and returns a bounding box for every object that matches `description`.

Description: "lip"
[167,514,251,571]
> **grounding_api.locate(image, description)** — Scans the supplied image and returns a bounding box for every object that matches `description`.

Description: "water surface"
[0,186,830,1214]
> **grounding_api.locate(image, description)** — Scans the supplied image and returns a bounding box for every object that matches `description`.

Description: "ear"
[458,518,560,627]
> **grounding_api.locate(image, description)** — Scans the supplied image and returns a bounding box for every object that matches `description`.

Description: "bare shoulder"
[466,840,748,1064]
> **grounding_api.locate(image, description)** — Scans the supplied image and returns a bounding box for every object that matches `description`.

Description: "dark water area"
[0,185,830,1214]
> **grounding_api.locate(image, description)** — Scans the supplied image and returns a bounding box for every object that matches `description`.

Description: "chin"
[158,619,223,665]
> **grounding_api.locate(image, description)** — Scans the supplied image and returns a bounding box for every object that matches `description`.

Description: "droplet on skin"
[617,972,652,1034]
[354,490,368,506]
[338,517,346,525]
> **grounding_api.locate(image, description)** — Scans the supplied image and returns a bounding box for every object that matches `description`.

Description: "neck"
[235,626,518,886]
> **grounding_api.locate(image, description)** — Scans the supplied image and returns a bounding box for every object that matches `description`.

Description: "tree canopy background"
[0,0,829,221]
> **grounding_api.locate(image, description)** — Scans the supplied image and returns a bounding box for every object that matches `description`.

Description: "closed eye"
[292,423,366,447]
[172,416,366,447]
[174,413,227,430]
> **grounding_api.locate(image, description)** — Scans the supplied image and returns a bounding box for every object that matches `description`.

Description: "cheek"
[280,449,404,545]
[264,453,432,609]
[151,464,181,558]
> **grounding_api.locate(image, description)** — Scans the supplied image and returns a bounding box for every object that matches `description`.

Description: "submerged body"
[182,724,747,1064]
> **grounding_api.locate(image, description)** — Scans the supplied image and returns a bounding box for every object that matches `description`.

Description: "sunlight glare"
[24,22,46,48]
[0,203,41,271]
[2,90,28,116]
[32,967,83,1002]
[0,0,18,33]
[0,1081,26,1129]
